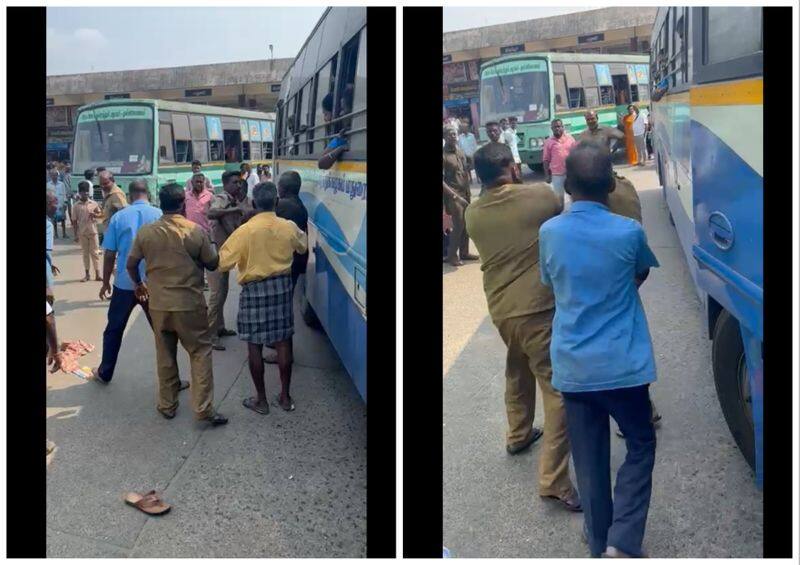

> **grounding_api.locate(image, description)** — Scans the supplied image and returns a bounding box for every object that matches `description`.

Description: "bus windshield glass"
[480,59,550,124]
[73,105,154,175]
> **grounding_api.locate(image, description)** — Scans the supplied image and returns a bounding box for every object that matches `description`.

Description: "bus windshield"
[480,59,550,124]
[73,105,154,175]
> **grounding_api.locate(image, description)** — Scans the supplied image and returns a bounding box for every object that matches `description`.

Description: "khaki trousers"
[150,309,215,419]
[80,233,101,272]
[495,309,574,498]
[444,196,470,261]
[207,268,230,339]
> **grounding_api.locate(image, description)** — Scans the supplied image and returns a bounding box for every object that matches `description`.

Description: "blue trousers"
[97,287,152,382]
[562,385,656,558]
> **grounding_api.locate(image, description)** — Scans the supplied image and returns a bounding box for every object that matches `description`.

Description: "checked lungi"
[237,273,294,345]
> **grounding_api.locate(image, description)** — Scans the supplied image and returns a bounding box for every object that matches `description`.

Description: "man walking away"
[539,142,659,557]
[207,171,253,351]
[276,171,309,289]
[126,183,226,425]
[443,125,479,267]
[71,181,103,282]
[218,182,308,415]
[465,142,581,512]
[93,180,166,385]
[542,119,577,209]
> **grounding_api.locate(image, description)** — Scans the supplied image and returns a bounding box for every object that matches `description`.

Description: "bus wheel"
[712,310,756,470]
[300,293,323,331]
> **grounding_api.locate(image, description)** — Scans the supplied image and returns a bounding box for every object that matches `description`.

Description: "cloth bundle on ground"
[54,340,95,374]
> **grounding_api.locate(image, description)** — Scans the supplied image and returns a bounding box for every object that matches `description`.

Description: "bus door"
[609,63,632,105]
[222,116,242,163]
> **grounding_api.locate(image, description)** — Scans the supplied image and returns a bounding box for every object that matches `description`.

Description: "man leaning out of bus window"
[318,92,349,170]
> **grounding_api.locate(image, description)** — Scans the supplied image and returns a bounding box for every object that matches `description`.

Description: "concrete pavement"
[442,163,763,557]
[46,241,366,558]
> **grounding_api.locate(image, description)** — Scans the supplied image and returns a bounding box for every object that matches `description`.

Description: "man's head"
[252,182,278,212]
[473,142,515,188]
[128,180,149,202]
[98,170,115,192]
[499,118,509,130]
[158,183,186,214]
[322,92,334,123]
[240,162,251,174]
[46,191,58,217]
[77,181,91,201]
[551,119,565,138]
[96,166,107,174]
[278,170,302,198]
[191,173,206,193]
[485,121,502,143]
[84,168,95,181]
[443,126,458,148]
[584,111,599,131]
[48,168,59,182]
[564,142,616,202]
[509,117,518,129]
[222,170,243,198]
[191,160,202,174]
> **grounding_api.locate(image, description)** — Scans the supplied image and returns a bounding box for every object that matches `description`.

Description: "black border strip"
[7,6,48,557]
[402,6,443,558]
[365,6,397,558]
[762,6,793,559]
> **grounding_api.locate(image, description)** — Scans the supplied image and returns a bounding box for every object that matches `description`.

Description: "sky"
[46,7,326,75]
[443,7,592,33]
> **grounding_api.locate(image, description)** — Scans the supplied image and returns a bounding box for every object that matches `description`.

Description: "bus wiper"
[92,111,104,145]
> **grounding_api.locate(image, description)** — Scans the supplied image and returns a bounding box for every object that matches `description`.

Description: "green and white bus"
[479,52,651,170]
[72,99,275,200]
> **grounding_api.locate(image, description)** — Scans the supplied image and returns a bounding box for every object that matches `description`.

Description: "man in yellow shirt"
[219,182,308,415]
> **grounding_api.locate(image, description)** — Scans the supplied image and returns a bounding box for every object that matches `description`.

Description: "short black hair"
[564,142,614,199]
[551,118,563,126]
[485,121,500,129]
[278,171,302,195]
[191,160,202,167]
[473,142,514,184]
[78,180,91,192]
[96,166,106,173]
[128,179,149,195]
[84,168,95,180]
[192,172,205,180]
[252,182,278,212]
[322,92,334,113]
[158,182,186,212]
[221,170,240,186]
[240,162,251,172]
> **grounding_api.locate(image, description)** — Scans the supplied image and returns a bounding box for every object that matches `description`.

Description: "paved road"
[443,163,763,558]
[46,242,366,558]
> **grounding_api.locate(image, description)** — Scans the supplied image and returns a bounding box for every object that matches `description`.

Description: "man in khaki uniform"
[578,110,626,153]
[465,142,581,512]
[443,125,479,266]
[98,170,128,231]
[126,183,228,426]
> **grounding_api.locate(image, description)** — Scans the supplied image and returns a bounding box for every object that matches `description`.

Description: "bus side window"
[158,123,175,164]
[189,114,209,163]
[172,113,192,163]
[313,56,336,154]
[553,73,569,112]
[297,80,313,155]
[334,32,360,133]
[263,142,272,159]
[563,64,584,110]
[348,26,367,155]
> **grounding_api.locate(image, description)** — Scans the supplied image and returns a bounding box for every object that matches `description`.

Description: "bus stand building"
[443,7,658,128]
[46,58,292,161]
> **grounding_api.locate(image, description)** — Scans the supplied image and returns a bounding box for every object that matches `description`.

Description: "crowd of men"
[444,110,661,557]
[46,162,309,426]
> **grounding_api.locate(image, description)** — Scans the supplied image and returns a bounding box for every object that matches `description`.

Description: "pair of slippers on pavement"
[242,394,295,415]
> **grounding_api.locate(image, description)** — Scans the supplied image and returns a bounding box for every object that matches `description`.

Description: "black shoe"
[541,490,582,512]
[506,427,543,455]
[212,342,226,351]
[157,408,176,419]
[217,328,237,337]
[204,413,228,426]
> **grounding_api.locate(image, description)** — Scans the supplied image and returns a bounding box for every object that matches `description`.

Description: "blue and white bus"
[650,7,763,484]
[273,7,367,400]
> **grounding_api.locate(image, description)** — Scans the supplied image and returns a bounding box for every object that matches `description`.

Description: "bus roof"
[279,6,366,101]
[480,51,650,72]
[75,98,275,121]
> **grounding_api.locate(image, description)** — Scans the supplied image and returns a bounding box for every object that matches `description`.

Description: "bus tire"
[301,295,323,331]
[711,309,756,470]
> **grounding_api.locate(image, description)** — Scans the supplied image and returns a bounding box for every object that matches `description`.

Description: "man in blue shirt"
[93,181,180,387]
[539,142,660,558]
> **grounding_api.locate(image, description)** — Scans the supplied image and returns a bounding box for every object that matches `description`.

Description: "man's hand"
[51,265,61,277]
[134,282,149,303]
[99,282,112,301]
[48,351,66,372]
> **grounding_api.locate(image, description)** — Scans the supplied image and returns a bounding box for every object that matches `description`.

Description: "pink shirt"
[542,133,577,176]
[184,187,214,232]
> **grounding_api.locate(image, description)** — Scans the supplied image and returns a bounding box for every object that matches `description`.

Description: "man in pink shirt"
[185,174,214,233]
[542,118,577,209]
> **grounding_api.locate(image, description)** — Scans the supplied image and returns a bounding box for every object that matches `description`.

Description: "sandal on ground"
[274,394,295,412]
[179,380,190,391]
[124,490,171,515]
[90,368,109,385]
[242,397,270,415]
[540,491,583,512]
[157,407,176,420]
[217,328,237,337]
[506,427,543,455]
[212,342,226,351]
[203,412,228,426]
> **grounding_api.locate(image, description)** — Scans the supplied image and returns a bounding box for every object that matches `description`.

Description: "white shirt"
[47,180,67,210]
[245,172,258,198]
[632,110,649,137]
[458,133,478,158]
[503,128,521,163]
